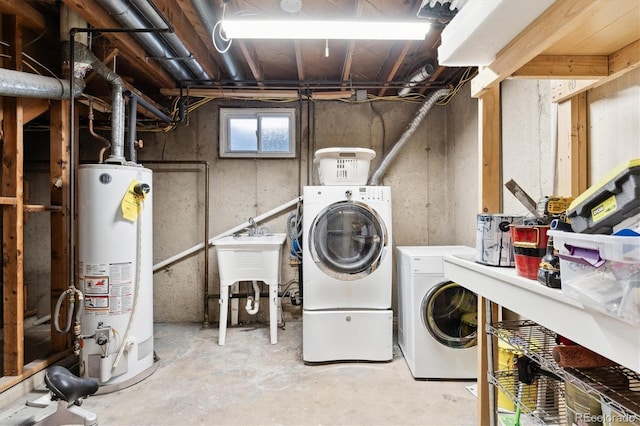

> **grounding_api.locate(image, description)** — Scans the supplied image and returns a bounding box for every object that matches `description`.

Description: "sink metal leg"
[269,283,278,344]
[219,286,229,345]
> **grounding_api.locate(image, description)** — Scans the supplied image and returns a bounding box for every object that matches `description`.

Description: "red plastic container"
[509,225,550,279]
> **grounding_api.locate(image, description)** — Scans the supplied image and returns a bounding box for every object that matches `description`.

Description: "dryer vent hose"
[368,88,450,186]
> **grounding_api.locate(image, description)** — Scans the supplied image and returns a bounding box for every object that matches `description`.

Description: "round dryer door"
[421,282,478,349]
[309,200,387,280]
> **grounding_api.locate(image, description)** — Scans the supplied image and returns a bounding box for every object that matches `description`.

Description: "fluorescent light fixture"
[221,19,431,40]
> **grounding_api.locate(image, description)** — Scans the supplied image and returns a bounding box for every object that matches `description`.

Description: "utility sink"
[212,232,287,345]
[212,233,287,249]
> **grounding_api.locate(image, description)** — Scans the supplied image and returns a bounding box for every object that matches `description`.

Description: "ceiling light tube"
[221,20,431,40]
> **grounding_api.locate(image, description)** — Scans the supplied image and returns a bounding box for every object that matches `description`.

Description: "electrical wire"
[436,66,477,105]
[212,2,232,54]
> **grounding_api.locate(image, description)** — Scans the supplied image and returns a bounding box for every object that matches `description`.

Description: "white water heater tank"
[78,164,155,388]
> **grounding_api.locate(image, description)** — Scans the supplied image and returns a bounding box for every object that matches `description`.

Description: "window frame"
[219,107,297,158]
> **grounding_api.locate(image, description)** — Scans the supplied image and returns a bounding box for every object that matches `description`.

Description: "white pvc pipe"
[245,281,260,315]
[153,195,303,271]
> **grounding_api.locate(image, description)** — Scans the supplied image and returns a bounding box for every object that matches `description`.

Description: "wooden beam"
[570,92,589,197]
[608,39,640,77]
[341,0,364,89]
[550,79,599,103]
[377,42,413,97]
[294,41,305,81]
[478,85,501,214]
[61,0,176,88]
[550,39,640,102]
[23,98,50,124]
[24,204,63,213]
[236,40,263,88]
[0,350,72,393]
[470,0,601,98]
[0,0,46,30]
[2,15,25,377]
[512,55,608,79]
[49,100,72,353]
[476,84,501,426]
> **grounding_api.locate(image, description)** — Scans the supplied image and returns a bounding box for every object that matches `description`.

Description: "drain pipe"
[368,88,451,185]
[245,281,260,315]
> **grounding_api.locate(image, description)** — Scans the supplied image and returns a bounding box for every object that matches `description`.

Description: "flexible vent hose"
[368,88,451,186]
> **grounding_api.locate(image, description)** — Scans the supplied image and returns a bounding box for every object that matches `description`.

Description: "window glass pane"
[229,118,258,151]
[260,116,290,152]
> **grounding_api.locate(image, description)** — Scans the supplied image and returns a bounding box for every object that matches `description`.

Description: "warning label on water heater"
[82,262,133,315]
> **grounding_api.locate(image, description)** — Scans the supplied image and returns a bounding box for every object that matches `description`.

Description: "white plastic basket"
[314,147,376,185]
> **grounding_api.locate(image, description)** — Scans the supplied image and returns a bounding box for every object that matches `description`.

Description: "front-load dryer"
[302,185,393,362]
[396,246,478,379]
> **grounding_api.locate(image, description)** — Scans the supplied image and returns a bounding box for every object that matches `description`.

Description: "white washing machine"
[396,246,478,379]
[302,185,393,362]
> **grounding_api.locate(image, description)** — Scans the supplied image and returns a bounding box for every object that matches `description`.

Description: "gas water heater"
[78,164,155,388]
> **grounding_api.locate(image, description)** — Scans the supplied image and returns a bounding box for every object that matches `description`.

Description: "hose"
[54,287,83,334]
[113,190,145,369]
[368,88,451,185]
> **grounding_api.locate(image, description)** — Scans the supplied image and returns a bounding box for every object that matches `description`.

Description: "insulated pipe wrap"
[368,88,450,186]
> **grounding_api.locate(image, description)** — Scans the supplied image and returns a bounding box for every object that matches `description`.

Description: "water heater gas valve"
[94,324,111,346]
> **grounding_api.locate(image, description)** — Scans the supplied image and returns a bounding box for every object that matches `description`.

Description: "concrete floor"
[2,320,477,425]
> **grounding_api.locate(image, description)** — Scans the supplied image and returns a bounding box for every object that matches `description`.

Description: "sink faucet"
[248,217,258,236]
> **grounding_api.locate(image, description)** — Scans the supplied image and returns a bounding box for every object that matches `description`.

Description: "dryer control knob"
[345,190,352,199]
[345,316,352,322]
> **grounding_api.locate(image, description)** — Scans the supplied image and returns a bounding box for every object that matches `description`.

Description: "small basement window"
[219,108,296,158]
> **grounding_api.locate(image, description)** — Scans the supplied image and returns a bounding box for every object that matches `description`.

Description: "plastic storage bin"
[549,230,640,325]
[567,158,640,234]
[314,147,375,185]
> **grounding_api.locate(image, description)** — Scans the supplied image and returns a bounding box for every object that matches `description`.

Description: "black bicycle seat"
[44,366,99,404]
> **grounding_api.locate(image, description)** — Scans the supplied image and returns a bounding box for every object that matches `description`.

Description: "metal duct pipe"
[129,0,211,82]
[398,64,435,97]
[368,88,451,186]
[127,94,138,164]
[96,0,194,82]
[65,41,127,163]
[191,0,245,82]
[0,68,82,99]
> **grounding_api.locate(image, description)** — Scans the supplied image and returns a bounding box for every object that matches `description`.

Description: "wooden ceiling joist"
[0,0,46,30]
[512,55,609,79]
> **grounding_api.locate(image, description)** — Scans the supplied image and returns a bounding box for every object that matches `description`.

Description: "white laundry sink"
[212,232,287,283]
[212,232,287,345]
[213,233,286,280]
